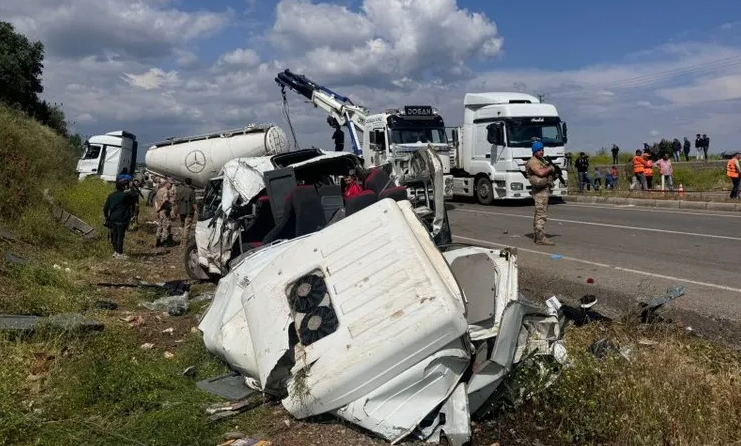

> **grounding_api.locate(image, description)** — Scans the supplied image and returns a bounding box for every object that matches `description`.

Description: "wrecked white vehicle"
[186,147,451,280]
[198,148,566,445]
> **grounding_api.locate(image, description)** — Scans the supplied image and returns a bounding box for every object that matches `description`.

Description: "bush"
[0,104,77,221]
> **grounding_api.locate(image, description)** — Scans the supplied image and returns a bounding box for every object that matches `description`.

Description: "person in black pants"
[104,180,135,259]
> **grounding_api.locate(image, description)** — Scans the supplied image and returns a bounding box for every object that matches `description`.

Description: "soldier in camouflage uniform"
[525,141,556,246]
[154,179,174,247]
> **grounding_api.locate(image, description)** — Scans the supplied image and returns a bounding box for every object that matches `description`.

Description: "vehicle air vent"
[287,273,326,312]
[297,306,339,345]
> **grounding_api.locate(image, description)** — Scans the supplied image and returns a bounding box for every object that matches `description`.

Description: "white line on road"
[451,208,741,241]
[453,235,741,294]
[560,202,741,218]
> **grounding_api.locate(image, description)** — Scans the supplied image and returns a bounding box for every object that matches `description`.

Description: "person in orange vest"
[631,150,648,190]
[643,152,654,189]
[728,152,740,199]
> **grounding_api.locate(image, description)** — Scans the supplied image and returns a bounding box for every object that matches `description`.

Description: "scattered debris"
[192,293,215,303]
[550,254,562,260]
[93,300,119,310]
[0,229,17,242]
[141,293,189,316]
[140,343,155,350]
[183,366,197,377]
[640,285,686,323]
[97,279,191,296]
[219,439,271,446]
[206,396,266,422]
[0,313,104,335]
[588,338,632,361]
[43,190,97,239]
[164,351,175,359]
[121,315,145,328]
[197,372,256,401]
[4,252,28,265]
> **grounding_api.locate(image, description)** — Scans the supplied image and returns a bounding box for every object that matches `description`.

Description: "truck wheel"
[475,177,495,205]
[184,238,210,281]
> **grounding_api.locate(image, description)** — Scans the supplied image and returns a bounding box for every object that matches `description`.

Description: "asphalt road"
[447,199,741,341]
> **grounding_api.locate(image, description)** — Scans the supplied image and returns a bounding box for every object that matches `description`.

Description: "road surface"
[447,200,741,344]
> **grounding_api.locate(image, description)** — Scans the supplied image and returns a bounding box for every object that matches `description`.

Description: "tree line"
[0,21,83,149]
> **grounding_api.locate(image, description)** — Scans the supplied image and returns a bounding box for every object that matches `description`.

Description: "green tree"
[0,21,45,114]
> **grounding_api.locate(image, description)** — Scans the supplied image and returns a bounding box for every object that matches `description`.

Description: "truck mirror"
[562,121,568,143]
[451,128,458,144]
[486,123,504,145]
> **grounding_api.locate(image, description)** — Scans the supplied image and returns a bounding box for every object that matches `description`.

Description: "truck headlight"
[510,182,524,191]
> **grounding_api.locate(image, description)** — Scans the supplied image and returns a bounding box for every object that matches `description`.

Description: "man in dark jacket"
[177,177,198,246]
[683,137,691,161]
[672,138,682,162]
[575,152,591,192]
[104,180,135,259]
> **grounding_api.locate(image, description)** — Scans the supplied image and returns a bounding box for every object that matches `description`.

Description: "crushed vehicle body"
[198,153,567,444]
[187,147,451,280]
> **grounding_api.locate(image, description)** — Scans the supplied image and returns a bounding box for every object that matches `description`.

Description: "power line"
[550,55,741,98]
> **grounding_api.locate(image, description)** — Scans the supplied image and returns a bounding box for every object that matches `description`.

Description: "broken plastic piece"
[197,372,256,401]
[141,293,189,316]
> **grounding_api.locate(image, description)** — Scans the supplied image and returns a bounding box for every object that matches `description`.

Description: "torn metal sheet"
[197,371,256,401]
[198,198,566,444]
[0,313,104,334]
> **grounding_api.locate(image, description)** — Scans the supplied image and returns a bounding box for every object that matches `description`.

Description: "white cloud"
[214,48,261,70]
[122,68,181,90]
[3,0,741,155]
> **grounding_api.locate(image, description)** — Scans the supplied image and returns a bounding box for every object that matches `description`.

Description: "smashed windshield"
[81,144,102,160]
[506,117,564,147]
[390,128,448,145]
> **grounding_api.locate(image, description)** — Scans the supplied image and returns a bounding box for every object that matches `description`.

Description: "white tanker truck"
[144,123,290,189]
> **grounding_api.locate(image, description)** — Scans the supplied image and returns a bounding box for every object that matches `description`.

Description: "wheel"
[183,238,210,281]
[475,176,494,205]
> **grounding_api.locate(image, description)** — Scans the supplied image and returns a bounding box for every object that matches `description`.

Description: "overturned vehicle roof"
[198,190,568,444]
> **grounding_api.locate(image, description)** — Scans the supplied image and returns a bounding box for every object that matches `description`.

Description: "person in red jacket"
[344,171,363,198]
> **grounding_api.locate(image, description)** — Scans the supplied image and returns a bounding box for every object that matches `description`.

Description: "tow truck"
[275,69,454,198]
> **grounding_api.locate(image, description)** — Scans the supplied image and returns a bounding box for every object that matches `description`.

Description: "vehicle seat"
[262,192,297,243]
[293,185,327,236]
[378,186,408,202]
[317,184,343,222]
[345,190,378,216]
[364,167,394,195]
[241,196,274,247]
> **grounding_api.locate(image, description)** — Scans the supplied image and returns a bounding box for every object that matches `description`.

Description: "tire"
[475,176,494,205]
[184,238,210,281]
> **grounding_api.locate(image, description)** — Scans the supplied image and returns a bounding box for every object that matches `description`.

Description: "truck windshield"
[390,128,448,144]
[81,144,102,160]
[506,117,564,147]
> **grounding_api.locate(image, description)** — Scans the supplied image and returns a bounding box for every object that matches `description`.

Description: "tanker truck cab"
[448,93,568,204]
[362,106,453,197]
[76,131,138,181]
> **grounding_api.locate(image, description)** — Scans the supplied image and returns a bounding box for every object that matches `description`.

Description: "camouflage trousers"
[155,210,172,241]
[532,187,550,241]
[179,214,194,246]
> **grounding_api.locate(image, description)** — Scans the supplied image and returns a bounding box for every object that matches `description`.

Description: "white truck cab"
[448,93,568,204]
[76,131,138,182]
[362,106,453,197]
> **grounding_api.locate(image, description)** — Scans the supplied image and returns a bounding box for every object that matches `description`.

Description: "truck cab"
[76,131,138,182]
[361,106,454,198]
[448,93,568,204]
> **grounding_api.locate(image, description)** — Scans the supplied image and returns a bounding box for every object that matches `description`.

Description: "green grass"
[500,321,741,445]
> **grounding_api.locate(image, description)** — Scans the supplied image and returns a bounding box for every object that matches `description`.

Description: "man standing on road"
[154,179,174,247]
[695,134,703,160]
[177,178,198,246]
[701,134,710,161]
[526,141,555,246]
[727,152,740,199]
[656,153,674,191]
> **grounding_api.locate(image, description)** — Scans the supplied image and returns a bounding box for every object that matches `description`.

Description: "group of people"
[103,170,198,258]
[630,150,676,191]
[573,153,622,191]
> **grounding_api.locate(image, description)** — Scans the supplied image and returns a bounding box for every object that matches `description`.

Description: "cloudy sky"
[3,0,741,158]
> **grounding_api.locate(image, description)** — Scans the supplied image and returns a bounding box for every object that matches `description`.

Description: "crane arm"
[275,69,368,155]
